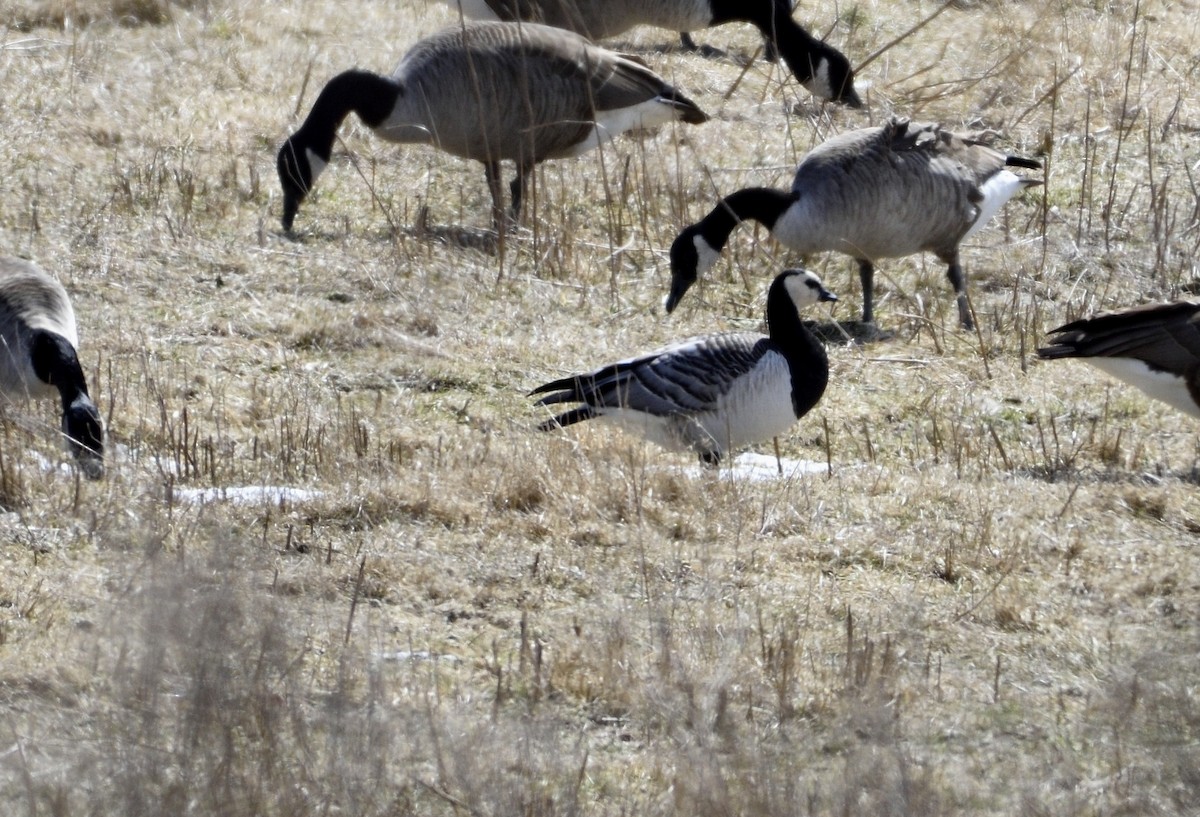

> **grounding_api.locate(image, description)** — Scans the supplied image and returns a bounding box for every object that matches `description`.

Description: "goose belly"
[698,359,799,450]
[592,407,701,454]
[779,170,977,258]
[591,358,798,457]
[1087,358,1200,419]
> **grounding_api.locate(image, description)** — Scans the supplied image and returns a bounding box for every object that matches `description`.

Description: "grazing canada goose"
[666,117,1042,330]
[0,257,103,479]
[1038,302,1200,418]
[531,268,836,464]
[277,21,709,233]
[442,0,861,107]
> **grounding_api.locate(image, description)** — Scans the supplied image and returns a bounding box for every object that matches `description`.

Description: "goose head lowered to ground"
[666,117,1042,331]
[277,21,708,234]
[531,268,836,464]
[443,0,861,106]
[1038,301,1200,418]
[0,256,104,479]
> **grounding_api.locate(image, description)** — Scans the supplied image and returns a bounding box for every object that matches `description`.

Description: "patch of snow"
[172,485,323,505]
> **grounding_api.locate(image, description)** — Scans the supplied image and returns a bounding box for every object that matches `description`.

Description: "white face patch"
[801,59,833,101]
[693,235,720,276]
[783,271,824,307]
[305,148,327,186]
[445,0,500,21]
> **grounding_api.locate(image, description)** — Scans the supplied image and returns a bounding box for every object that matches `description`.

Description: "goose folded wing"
[535,334,764,415]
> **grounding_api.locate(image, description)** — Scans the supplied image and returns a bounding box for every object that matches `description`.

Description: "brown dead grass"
[1,0,1200,814]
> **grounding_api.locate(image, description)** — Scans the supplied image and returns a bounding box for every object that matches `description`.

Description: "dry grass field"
[2,0,1200,813]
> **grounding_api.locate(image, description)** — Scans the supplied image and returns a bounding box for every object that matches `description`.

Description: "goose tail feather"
[536,407,596,431]
[1006,155,1042,171]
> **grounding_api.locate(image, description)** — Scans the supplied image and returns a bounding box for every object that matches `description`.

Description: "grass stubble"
[1,0,1199,814]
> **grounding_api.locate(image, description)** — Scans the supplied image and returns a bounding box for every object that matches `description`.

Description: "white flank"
[962,170,1025,242]
[592,407,701,453]
[801,59,834,101]
[565,98,684,157]
[1087,357,1200,418]
[441,0,500,21]
[306,148,328,185]
[694,235,721,276]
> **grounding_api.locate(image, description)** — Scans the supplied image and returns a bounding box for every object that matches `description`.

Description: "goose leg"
[509,163,532,224]
[944,255,975,330]
[483,161,507,233]
[857,259,875,325]
[679,31,727,59]
[763,35,780,63]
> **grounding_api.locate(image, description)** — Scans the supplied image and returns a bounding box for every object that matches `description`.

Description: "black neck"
[766,284,829,416]
[774,22,826,85]
[709,0,789,29]
[293,70,400,160]
[699,187,794,250]
[710,0,819,82]
[30,330,90,413]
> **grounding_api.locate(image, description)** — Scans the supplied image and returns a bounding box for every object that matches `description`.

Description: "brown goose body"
[667,118,1042,329]
[277,21,708,231]
[0,257,104,478]
[443,0,861,106]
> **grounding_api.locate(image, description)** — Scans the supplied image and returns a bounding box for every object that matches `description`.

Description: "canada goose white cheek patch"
[1087,358,1200,418]
[693,235,720,275]
[445,0,502,21]
[802,60,833,101]
[306,149,328,186]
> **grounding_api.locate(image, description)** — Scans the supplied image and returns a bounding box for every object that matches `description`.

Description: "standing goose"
[1037,302,1200,418]
[531,268,836,464]
[666,117,1042,330]
[0,257,104,479]
[443,0,862,107]
[277,21,709,233]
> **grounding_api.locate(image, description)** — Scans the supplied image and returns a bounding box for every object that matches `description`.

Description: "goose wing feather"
[1040,303,1200,374]
[532,333,768,415]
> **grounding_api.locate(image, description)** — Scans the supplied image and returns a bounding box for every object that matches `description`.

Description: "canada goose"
[666,117,1042,330]
[531,268,836,464]
[0,257,103,479]
[443,0,861,106]
[277,21,709,233]
[1038,302,1200,418]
